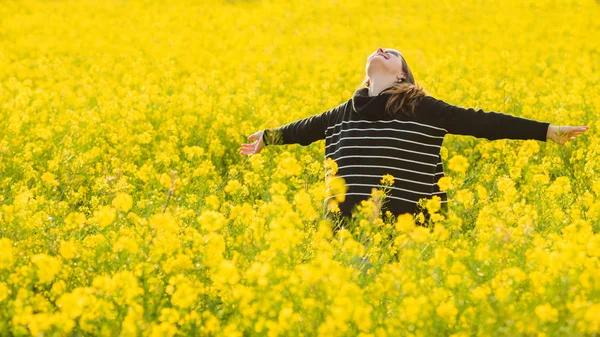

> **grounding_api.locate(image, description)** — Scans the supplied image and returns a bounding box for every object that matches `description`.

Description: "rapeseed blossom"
[448,155,470,173]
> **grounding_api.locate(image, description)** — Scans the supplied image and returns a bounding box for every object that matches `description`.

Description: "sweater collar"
[351,86,394,114]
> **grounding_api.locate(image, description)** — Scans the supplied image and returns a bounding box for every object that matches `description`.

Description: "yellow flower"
[41,172,59,187]
[279,156,302,177]
[150,212,178,233]
[31,254,62,284]
[327,200,341,214]
[496,176,515,193]
[470,286,490,301]
[446,274,462,288]
[0,238,14,270]
[224,179,242,196]
[113,236,139,253]
[326,175,347,202]
[448,155,469,173]
[476,184,488,200]
[416,211,425,224]
[440,146,448,160]
[410,226,430,243]
[112,192,133,212]
[532,173,550,185]
[438,176,453,191]
[584,304,600,332]
[509,166,521,180]
[293,190,318,220]
[535,303,559,323]
[324,157,339,176]
[547,176,572,196]
[380,174,395,186]
[171,281,198,309]
[92,205,116,228]
[583,203,600,223]
[197,210,226,232]
[426,195,442,214]
[212,259,240,285]
[203,311,221,334]
[436,299,458,324]
[65,212,86,230]
[401,297,423,323]
[204,195,220,211]
[268,181,288,196]
[59,239,80,259]
[593,180,600,196]
[0,282,8,302]
[159,173,172,190]
[159,307,180,324]
[455,189,474,207]
[56,288,87,320]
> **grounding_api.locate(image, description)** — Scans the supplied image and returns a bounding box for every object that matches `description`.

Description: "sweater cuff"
[539,122,551,142]
[262,129,270,146]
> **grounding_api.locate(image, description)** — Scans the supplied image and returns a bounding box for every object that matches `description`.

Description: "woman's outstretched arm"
[423,96,589,145]
[239,101,347,156]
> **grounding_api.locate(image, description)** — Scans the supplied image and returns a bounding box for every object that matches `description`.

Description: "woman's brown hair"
[362,52,427,118]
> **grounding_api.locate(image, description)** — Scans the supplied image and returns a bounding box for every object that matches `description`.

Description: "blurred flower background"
[0,0,599,336]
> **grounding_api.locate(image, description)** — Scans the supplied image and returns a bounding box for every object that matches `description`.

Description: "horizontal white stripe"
[327,183,432,196]
[329,127,445,140]
[326,136,442,150]
[326,145,439,159]
[324,192,448,204]
[329,154,437,168]
[330,174,436,187]
[435,171,444,175]
[337,164,436,177]
[325,192,419,204]
[327,119,448,133]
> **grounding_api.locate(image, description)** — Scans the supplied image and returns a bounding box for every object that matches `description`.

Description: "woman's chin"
[366,63,388,75]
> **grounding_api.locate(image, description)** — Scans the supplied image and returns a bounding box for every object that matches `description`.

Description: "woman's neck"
[368,75,397,96]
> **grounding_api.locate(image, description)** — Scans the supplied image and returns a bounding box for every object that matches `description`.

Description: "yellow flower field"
[0,0,599,336]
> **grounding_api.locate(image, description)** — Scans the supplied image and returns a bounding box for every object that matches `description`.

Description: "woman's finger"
[250,131,263,140]
[564,127,589,135]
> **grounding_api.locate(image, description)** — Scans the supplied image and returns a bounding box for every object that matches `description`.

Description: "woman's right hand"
[546,125,590,147]
[239,130,265,156]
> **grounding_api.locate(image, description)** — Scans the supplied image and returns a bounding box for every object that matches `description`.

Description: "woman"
[239,46,589,232]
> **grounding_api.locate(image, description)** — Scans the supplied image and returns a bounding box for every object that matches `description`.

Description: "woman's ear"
[399,72,406,82]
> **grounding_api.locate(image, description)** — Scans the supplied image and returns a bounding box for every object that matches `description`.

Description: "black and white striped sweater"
[262,86,550,219]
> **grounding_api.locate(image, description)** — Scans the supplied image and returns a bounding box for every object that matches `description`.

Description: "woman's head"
[364,47,410,86]
[362,46,425,118]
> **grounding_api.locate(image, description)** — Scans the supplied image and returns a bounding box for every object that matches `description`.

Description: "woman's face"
[365,47,405,81]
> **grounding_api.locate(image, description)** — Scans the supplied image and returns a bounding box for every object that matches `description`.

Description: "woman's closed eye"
[368,50,397,60]
[385,49,400,57]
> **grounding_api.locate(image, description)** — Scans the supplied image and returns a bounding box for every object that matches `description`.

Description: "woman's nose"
[377,47,384,53]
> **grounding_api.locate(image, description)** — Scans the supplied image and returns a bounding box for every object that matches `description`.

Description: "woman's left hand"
[547,125,590,147]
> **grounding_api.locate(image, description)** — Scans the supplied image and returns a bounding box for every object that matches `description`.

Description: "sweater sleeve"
[261,102,346,146]
[425,96,550,141]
